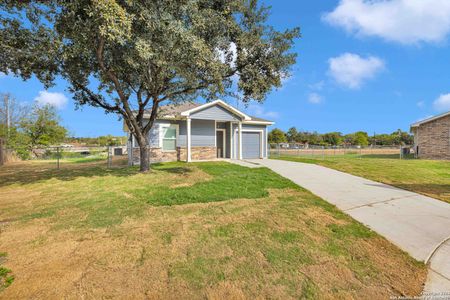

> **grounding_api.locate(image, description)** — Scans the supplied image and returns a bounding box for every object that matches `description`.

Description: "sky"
[1,0,450,137]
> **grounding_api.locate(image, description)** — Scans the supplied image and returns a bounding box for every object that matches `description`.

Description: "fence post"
[56,147,60,169]
[277,143,280,157]
[0,138,3,166]
[107,146,111,168]
[322,146,325,160]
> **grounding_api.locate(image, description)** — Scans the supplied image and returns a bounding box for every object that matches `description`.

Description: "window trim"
[159,123,179,152]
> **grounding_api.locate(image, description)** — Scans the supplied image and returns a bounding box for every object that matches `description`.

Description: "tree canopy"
[268,128,287,143]
[21,104,68,149]
[1,0,300,171]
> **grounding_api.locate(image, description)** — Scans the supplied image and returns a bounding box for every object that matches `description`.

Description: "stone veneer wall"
[131,146,216,164]
[416,114,450,160]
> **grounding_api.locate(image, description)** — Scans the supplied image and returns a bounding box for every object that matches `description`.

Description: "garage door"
[242,132,261,159]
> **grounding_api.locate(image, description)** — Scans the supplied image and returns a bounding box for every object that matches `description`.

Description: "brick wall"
[131,146,216,165]
[415,114,450,160]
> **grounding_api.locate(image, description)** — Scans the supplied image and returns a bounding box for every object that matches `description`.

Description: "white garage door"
[242,132,261,159]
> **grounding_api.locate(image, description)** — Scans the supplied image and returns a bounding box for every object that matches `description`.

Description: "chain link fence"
[269,143,415,159]
[0,145,128,168]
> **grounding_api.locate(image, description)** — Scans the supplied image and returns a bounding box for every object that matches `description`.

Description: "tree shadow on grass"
[0,161,138,187]
[394,183,450,203]
[0,161,197,187]
[151,163,192,174]
[360,154,416,160]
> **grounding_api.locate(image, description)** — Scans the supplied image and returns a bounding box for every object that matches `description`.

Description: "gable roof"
[158,102,201,118]
[410,110,450,128]
[157,99,273,124]
[180,100,252,120]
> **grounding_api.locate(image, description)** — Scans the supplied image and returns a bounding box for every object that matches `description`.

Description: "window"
[160,124,178,152]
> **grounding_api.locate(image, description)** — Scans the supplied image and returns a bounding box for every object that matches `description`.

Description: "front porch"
[185,119,243,162]
[186,118,242,162]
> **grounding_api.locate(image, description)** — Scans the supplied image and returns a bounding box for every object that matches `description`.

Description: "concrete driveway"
[248,159,450,292]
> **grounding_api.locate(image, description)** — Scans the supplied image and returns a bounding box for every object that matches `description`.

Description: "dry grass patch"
[0,160,426,299]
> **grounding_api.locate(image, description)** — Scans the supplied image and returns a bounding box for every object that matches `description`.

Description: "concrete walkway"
[248,159,450,292]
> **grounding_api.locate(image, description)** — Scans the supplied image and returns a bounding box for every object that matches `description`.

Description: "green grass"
[143,162,299,205]
[0,160,427,298]
[0,253,14,292]
[274,154,450,203]
[6,162,297,229]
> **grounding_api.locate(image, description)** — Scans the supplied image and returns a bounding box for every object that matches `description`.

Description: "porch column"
[229,122,233,159]
[187,117,192,162]
[238,121,242,160]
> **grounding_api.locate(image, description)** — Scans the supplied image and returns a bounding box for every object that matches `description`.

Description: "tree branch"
[95,35,144,140]
[72,80,122,113]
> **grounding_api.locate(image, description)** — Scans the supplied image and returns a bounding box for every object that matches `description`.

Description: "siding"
[191,104,241,121]
[179,119,217,147]
[178,120,187,147]
[191,119,215,147]
[138,119,216,148]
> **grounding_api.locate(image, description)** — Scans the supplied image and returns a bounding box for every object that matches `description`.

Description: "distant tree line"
[268,127,413,146]
[65,135,127,147]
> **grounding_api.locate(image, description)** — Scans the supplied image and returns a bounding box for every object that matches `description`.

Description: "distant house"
[59,143,74,148]
[410,111,450,160]
[124,100,273,165]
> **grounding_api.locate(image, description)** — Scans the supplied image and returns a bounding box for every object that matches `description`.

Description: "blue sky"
[1,0,450,137]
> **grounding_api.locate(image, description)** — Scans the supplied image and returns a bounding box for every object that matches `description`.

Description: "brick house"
[410,111,450,160]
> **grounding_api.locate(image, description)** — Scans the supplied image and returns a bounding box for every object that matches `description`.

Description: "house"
[410,111,450,160]
[125,100,274,165]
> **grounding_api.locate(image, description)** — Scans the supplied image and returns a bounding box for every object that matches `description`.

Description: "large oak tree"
[1,0,299,171]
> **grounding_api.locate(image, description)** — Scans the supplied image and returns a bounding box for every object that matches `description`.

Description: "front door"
[216,130,224,158]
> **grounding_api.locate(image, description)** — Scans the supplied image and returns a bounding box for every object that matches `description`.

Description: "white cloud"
[328,53,384,89]
[246,104,279,119]
[433,93,450,111]
[34,91,68,109]
[308,80,324,91]
[416,100,425,108]
[308,93,322,104]
[323,0,450,45]
[0,72,6,78]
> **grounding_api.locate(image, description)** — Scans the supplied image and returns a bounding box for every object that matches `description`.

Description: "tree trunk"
[137,136,151,172]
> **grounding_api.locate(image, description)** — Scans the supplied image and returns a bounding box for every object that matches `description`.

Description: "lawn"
[0,160,426,298]
[274,154,450,203]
